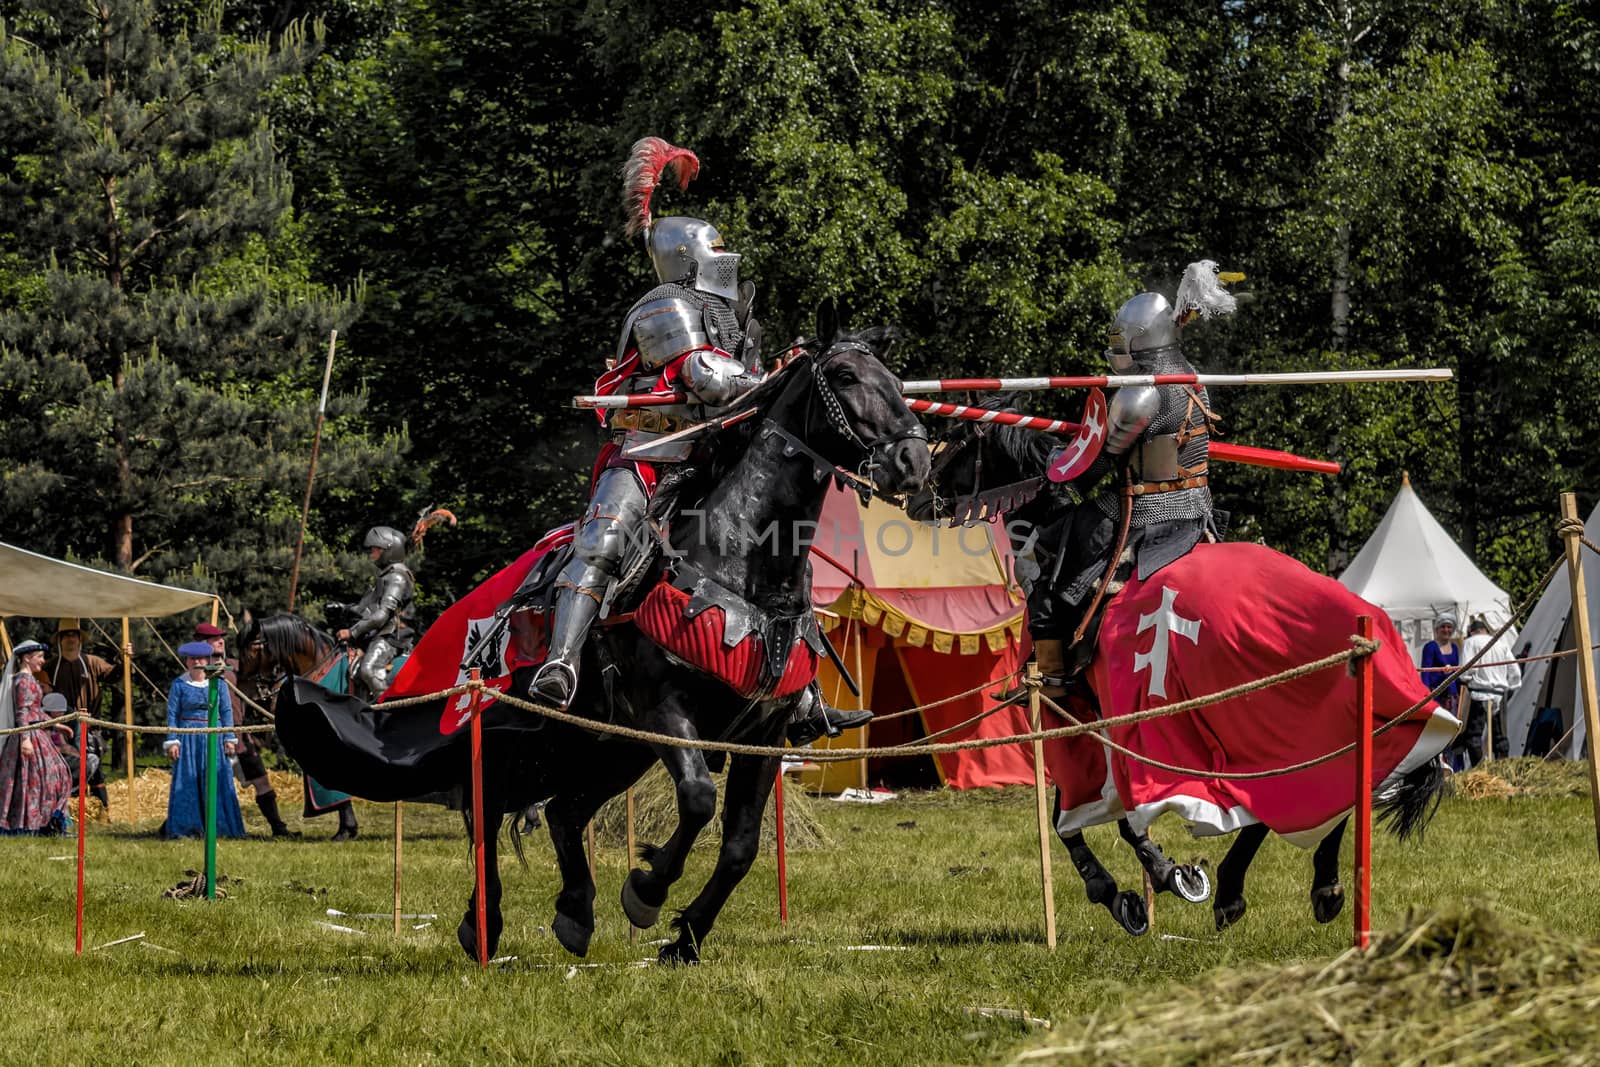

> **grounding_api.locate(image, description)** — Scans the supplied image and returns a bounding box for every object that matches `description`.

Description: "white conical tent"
[1338,475,1512,662]
[1502,500,1600,758]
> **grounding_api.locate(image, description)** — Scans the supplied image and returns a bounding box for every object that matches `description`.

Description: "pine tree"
[0,1,403,611]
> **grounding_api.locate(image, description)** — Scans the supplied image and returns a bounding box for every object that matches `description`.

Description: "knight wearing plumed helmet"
[525,137,872,746]
[1029,260,1244,688]
[326,524,418,701]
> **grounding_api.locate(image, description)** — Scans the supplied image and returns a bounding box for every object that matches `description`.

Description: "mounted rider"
[1031,260,1243,690]
[327,525,416,702]
[527,136,871,745]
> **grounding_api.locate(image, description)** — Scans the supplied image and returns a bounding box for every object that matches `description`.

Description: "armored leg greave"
[529,469,649,710]
[354,635,400,702]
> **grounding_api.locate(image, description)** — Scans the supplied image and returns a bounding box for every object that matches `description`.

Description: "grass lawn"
[2,775,1593,1066]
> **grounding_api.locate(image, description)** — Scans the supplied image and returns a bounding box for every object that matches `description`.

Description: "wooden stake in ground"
[122,617,134,823]
[1354,615,1375,950]
[626,789,637,944]
[1027,664,1057,950]
[468,668,487,967]
[76,713,87,956]
[393,802,404,937]
[1559,492,1600,862]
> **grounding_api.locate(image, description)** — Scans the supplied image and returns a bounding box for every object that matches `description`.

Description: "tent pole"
[852,610,867,793]
[1027,664,1057,949]
[393,802,404,937]
[0,618,13,659]
[1559,492,1600,861]
[122,618,134,824]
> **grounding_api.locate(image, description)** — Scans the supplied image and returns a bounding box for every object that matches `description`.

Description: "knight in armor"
[527,136,871,745]
[1030,261,1243,691]
[326,525,417,703]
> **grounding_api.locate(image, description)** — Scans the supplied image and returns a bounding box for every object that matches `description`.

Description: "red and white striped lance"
[896,368,1452,394]
[573,367,1451,409]
[905,399,1341,475]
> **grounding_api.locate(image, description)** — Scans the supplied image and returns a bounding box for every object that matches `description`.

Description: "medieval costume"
[36,618,113,811]
[527,136,869,746]
[195,621,294,837]
[1031,261,1243,688]
[0,640,73,834]
[161,642,245,840]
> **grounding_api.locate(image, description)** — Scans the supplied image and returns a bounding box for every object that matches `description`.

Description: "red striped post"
[774,767,789,926]
[1354,615,1375,950]
[468,669,488,967]
[76,714,87,956]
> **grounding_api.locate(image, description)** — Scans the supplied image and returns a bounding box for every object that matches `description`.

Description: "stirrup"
[528,660,578,710]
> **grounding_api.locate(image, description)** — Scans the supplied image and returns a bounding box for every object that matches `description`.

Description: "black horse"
[911,396,1438,933]
[275,327,931,963]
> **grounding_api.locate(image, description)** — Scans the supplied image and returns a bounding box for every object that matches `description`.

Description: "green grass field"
[2,775,1594,1066]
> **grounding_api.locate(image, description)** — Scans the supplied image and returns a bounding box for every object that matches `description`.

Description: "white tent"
[1503,500,1600,759]
[0,541,216,620]
[1338,474,1512,662]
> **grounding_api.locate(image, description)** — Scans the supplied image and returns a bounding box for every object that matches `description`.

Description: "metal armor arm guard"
[682,348,763,406]
[1066,385,1158,490]
[348,573,407,643]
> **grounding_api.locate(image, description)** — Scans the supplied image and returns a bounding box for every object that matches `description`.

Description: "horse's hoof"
[621,870,662,929]
[552,912,593,957]
[1214,895,1247,931]
[456,918,478,961]
[1110,890,1149,936]
[1312,883,1345,924]
[658,939,700,966]
[1171,864,1211,904]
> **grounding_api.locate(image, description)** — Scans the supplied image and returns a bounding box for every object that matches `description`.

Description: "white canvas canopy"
[1338,474,1512,662]
[0,540,216,620]
[1503,500,1600,759]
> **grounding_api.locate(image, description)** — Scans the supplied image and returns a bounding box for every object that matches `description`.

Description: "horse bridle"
[768,340,927,503]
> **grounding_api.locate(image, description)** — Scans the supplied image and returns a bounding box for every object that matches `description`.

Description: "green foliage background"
[4,0,1598,623]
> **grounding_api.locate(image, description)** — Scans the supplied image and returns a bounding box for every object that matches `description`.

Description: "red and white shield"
[1046,388,1108,483]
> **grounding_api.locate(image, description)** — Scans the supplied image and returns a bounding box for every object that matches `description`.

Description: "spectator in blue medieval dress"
[1419,613,1462,712]
[161,642,245,839]
[0,639,74,835]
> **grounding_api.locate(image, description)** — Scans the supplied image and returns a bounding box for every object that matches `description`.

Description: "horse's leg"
[1213,822,1268,931]
[621,698,718,930]
[1054,792,1148,936]
[1117,817,1211,904]
[660,752,780,965]
[456,801,505,962]
[544,788,606,958]
[1310,817,1347,923]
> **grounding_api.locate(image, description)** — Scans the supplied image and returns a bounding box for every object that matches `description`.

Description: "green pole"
[205,676,219,901]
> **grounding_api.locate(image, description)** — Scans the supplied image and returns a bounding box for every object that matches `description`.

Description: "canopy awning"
[0,541,216,619]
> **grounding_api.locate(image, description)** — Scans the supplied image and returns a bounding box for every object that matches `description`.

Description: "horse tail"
[1376,758,1447,843]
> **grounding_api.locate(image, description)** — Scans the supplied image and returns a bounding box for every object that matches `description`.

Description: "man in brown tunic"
[35,618,119,810]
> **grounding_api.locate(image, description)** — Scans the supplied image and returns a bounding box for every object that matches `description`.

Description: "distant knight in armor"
[327,525,417,702]
[527,136,870,745]
[1031,261,1244,689]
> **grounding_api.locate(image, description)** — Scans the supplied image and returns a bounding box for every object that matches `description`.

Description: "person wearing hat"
[160,641,245,839]
[37,618,119,812]
[1420,613,1463,761]
[193,622,295,837]
[0,639,74,834]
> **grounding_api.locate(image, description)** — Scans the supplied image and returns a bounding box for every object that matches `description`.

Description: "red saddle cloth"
[1045,541,1458,846]
[634,578,819,701]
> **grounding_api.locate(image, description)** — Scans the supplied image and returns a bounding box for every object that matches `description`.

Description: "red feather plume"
[622,136,701,239]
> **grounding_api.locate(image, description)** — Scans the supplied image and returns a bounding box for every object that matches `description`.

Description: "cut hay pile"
[1454,756,1590,800]
[1012,906,1600,1065]
[85,768,303,823]
[592,766,830,852]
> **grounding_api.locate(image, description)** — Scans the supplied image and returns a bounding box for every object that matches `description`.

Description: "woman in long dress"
[161,642,245,839]
[0,639,74,834]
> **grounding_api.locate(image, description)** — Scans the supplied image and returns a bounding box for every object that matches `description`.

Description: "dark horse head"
[907,391,1064,535]
[237,610,341,704]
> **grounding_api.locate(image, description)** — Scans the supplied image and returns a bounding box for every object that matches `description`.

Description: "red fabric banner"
[382,524,573,736]
[1047,542,1457,845]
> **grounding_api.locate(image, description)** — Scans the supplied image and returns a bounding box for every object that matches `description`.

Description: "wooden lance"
[288,330,339,614]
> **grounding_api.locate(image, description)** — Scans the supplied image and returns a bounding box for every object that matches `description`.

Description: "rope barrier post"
[1354,616,1375,950]
[775,762,789,927]
[626,788,637,943]
[1559,492,1600,861]
[587,822,597,886]
[468,668,488,968]
[76,712,87,956]
[122,617,134,823]
[1026,664,1057,950]
[204,674,220,901]
[393,802,404,937]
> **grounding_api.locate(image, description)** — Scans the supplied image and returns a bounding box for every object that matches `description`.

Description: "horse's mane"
[965,391,1058,477]
[257,613,336,669]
